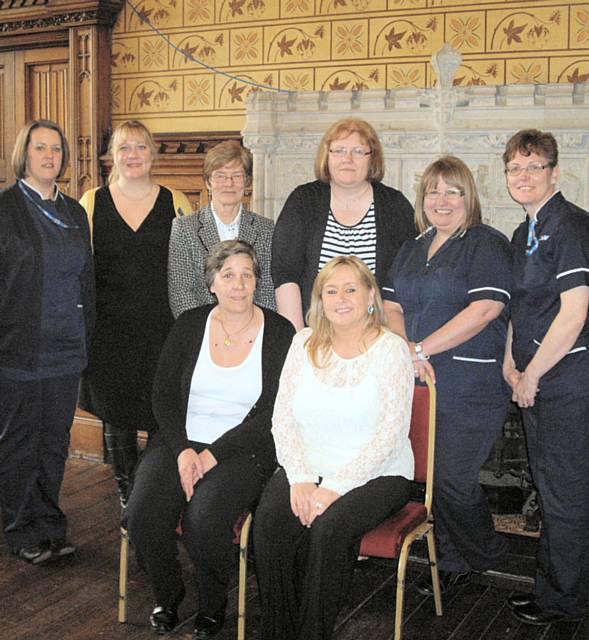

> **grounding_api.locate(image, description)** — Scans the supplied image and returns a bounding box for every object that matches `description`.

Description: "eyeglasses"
[329,147,372,158]
[210,172,246,183]
[424,188,464,200]
[504,163,552,176]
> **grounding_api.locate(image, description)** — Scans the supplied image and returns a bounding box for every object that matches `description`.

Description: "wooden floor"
[1,458,587,640]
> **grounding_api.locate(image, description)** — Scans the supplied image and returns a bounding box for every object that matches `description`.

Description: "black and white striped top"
[318,203,377,273]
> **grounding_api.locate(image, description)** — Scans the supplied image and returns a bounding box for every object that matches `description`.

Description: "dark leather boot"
[104,423,138,509]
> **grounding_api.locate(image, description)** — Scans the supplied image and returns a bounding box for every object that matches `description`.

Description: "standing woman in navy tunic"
[79,121,191,508]
[0,120,94,564]
[383,156,511,594]
[502,130,589,626]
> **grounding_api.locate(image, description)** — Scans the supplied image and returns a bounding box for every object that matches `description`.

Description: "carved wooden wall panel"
[0,0,122,196]
[24,47,71,191]
[0,52,15,189]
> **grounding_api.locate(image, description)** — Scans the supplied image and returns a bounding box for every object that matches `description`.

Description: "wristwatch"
[414,342,429,361]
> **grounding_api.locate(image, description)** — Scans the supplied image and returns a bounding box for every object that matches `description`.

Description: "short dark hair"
[204,240,261,292]
[503,129,558,167]
[12,119,69,180]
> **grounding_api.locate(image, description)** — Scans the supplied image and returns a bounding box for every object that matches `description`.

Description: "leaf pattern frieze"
[111,0,589,132]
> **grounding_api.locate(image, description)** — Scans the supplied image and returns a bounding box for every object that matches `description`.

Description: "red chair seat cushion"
[359,502,427,559]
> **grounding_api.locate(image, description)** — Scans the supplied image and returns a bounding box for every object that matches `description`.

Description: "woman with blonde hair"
[383,155,512,596]
[79,120,191,508]
[254,255,414,640]
[272,117,415,330]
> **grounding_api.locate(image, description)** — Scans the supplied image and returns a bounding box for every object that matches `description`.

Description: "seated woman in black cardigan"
[126,240,295,640]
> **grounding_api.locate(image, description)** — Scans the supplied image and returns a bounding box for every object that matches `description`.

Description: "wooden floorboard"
[1,458,586,640]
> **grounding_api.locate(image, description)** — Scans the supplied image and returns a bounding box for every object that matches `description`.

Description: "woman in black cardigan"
[126,240,294,640]
[0,120,94,566]
[272,117,415,330]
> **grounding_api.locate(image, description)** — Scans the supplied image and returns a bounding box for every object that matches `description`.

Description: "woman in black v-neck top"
[79,120,190,508]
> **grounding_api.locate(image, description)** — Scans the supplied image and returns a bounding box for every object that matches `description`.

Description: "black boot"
[104,423,138,509]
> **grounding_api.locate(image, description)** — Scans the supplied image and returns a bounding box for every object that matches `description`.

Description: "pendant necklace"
[216,308,255,347]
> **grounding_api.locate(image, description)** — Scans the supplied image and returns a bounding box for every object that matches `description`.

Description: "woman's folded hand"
[290,482,317,527]
[177,448,205,502]
[307,486,340,527]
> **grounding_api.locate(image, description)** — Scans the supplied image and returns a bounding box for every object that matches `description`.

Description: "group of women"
[0,115,587,640]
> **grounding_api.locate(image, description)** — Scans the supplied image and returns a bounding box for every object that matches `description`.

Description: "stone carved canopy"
[243,46,589,239]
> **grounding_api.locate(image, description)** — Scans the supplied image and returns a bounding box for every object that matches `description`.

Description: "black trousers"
[432,406,508,573]
[522,390,589,617]
[126,437,265,613]
[0,373,79,550]
[253,468,410,640]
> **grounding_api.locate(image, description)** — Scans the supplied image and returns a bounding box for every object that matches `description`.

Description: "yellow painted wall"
[112,0,589,132]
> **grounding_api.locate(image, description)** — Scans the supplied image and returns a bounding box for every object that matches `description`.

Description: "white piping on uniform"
[533,338,586,355]
[567,346,587,354]
[467,286,511,299]
[382,286,395,293]
[452,356,497,363]
[556,267,589,279]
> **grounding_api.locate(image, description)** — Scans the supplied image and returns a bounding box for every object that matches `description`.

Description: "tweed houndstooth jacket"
[168,202,276,318]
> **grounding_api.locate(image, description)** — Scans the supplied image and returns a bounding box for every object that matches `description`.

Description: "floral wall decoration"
[112,0,589,133]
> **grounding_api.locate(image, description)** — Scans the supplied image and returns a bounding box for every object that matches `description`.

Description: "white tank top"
[185,311,263,444]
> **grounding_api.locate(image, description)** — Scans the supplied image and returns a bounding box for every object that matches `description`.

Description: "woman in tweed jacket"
[168,141,275,317]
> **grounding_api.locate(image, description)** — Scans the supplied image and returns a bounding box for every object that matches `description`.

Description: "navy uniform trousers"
[521,354,589,617]
[432,381,509,574]
[0,373,79,551]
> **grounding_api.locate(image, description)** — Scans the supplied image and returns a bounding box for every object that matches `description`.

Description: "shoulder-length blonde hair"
[305,255,386,368]
[314,118,385,184]
[415,155,481,235]
[108,120,158,184]
[12,119,70,180]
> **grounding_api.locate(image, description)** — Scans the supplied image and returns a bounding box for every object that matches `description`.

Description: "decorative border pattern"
[111,1,589,132]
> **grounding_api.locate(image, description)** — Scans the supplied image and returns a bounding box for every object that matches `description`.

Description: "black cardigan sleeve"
[271,185,309,289]
[67,196,96,339]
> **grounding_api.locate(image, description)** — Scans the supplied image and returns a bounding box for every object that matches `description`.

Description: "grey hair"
[204,239,261,291]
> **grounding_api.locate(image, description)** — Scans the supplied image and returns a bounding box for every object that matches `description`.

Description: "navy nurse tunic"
[383,223,512,573]
[510,191,589,617]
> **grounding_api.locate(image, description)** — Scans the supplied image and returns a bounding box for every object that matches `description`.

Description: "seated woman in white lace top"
[253,255,414,640]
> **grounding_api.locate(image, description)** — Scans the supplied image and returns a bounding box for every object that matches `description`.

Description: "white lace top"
[272,328,415,496]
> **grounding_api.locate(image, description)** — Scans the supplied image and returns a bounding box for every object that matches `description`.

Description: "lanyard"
[19,181,79,230]
[526,218,538,257]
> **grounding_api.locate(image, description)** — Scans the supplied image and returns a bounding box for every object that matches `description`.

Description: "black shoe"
[507,592,535,610]
[13,545,52,565]
[48,539,76,557]
[415,570,472,596]
[150,605,179,634]
[193,606,226,639]
[511,601,582,626]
